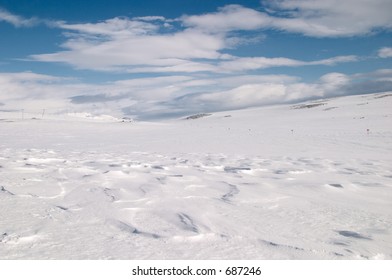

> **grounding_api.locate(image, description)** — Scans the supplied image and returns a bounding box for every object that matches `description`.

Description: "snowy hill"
[0,92,391,259]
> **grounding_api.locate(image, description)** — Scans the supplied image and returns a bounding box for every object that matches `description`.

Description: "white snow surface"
[1,92,391,259]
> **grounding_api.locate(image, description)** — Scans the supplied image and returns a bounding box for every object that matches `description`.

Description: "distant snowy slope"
[0,92,391,259]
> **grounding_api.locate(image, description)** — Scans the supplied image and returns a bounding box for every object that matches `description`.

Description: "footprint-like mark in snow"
[0,232,41,244]
[221,183,239,203]
[260,239,305,251]
[108,219,160,239]
[178,213,199,233]
[103,188,116,202]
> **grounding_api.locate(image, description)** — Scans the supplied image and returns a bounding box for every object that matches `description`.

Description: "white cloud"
[132,16,167,22]
[20,1,381,73]
[114,54,357,74]
[174,70,392,113]
[0,72,202,117]
[308,55,359,65]
[25,2,373,73]
[125,60,219,74]
[195,83,288,108]
[31,21,358,73]
[218,57,303,72]
[378,47,392,58]
[0,8,38,27]
[266,0,392,37]
[182,5,271,33]
[58,17,159,37]
[3,1,392,39]
[31,26,225,71]
[0,72,300,116]
[0,72,64,82]
[0,72,78,112]
[179,81,318,111]
[214,74,300,87]
[183,1,392,37]
[371,69,392,81]
[217,55,358,72]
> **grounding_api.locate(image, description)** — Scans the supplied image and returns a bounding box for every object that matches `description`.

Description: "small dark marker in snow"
[337,230,371,240]
[0,233,8,242]
[0,186,14,195]
[329,183,343,188]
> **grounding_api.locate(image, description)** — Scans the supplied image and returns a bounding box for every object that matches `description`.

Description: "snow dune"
[0,92,391,259]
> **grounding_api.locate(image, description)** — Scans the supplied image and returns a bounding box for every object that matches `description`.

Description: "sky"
[0,0,391,120]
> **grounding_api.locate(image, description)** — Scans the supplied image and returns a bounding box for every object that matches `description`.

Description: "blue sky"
[0,0,391,119]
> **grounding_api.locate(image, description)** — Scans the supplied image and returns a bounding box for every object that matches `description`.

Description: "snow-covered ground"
[1,92,391,259]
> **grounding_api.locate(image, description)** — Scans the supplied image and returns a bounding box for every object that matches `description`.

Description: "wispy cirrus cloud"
[217,55,358,72]
[0,8,38,27]
[57,17,160,37]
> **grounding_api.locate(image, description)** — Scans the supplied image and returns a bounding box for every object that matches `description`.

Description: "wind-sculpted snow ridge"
[0,148,391,259]
[0,92,391,259]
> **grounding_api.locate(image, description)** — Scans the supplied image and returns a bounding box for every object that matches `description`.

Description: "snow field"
[0,92,391,259]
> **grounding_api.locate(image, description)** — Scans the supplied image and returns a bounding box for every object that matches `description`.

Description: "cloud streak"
[0,8,38,27]
[217,55,358,72]
[183,1,392,37]
[30,25,225,71]
[378,47,392,58]
[264,0,392,37]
